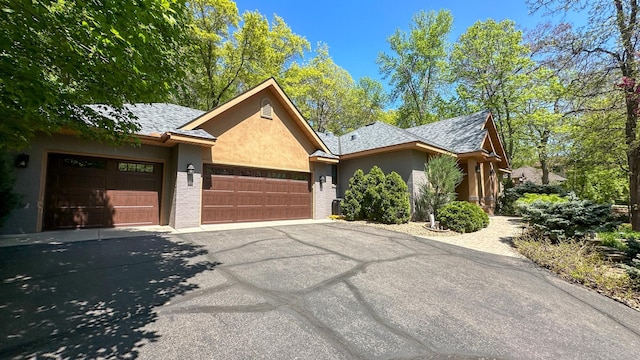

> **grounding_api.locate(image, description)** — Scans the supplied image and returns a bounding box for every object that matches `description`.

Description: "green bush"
[0,153,21,227]
[341,167,411,224]
[518,197,619,242]
[342,169,366,221]
[414,155,463,221]
[496,182,567,216]
[381,172,411,224]
[437,201,489,233]
[513,193,568,215]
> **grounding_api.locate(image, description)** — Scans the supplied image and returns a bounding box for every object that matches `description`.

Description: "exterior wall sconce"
[319,175,326,184]
[15,153,29,168]
[490,168,495,176]
[186,163,195,186]
[475,164,481,173]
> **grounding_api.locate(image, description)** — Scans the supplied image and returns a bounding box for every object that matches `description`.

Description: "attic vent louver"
[351,133,359,141]
[260,98,272,119]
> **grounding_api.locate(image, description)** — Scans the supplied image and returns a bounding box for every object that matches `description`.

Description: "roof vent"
[351,133,359,141]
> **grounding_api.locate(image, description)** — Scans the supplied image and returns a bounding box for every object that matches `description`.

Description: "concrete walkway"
[423,216,525,258]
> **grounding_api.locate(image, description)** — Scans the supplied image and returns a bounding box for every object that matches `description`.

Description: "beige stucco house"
[1,78,509,234]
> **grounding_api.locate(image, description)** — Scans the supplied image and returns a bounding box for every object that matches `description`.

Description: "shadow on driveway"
[0,235,218,359]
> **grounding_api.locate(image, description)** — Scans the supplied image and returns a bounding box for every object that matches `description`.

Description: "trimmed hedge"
[437,201,489,233]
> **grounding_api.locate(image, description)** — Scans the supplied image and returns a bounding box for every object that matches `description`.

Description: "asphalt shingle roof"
[406,111,489,153]
[87,103,213,140]
[310,150,339,159]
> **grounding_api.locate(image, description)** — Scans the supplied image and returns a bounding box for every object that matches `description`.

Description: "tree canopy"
[0,0,190,150]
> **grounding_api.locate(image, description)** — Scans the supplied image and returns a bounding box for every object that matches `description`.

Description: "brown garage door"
[44,153,163,230]
[202,165,311,224]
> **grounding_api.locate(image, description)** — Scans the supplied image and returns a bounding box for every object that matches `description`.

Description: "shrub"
[0,153,21,227]
[341,167,411,224]
[513,193,568,215]
[496,182,567,216]
[414,155,463,221]
[381,172,411,224]
[518,197,619,242]
[437,201,489,233]
[342,169,366,221]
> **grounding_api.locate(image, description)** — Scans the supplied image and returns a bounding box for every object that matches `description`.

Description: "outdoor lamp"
[15,153,29,168]
[186,163,195,175]
[319,175,326,184]
[475,164,481,173]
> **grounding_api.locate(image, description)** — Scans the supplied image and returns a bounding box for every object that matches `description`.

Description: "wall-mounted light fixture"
[319,175,326,184]
[15,153,29,168]
[490,168,495,176]
[475,164,481,173]
[186,163,195,186]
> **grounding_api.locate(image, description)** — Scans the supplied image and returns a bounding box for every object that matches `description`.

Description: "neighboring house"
[511,166,567,186]
[1,78,509,235]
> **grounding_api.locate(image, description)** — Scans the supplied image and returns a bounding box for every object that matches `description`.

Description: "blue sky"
[233,0,582,85]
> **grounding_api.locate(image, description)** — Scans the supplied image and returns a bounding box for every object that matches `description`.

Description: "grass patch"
[514,232,639,310]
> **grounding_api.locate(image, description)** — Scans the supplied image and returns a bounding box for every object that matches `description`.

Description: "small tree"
[342,169,366,220]
[382,171,411,224]
[363,166,387,221]
[415,155,463,220]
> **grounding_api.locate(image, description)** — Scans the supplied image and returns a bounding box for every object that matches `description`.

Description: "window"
[260,98,273,119]
[331,165,338,185]
[118,162,154,173]
[62,155,106,169]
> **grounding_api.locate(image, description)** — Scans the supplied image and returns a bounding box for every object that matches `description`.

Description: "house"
[1,78,509,235]
[511,166,567,186]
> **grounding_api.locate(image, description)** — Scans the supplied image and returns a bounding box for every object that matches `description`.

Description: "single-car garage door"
[202,165,311,224]
[44,153,163,230]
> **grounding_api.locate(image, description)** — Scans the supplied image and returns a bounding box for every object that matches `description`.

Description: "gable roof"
[406,111,489,153]
[327,122,454,156]
[87,103,215,142]
[180,78,330,154]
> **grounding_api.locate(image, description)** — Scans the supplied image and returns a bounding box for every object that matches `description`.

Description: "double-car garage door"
[44,153,162,230]
[201,165,312,224]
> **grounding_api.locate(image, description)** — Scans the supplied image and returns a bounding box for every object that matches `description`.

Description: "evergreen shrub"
[340,167,411,224]
[518,196,619,242]
[496,182,567,216]
[437,201,489,233]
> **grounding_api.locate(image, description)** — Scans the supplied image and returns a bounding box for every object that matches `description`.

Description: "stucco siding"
[1,134,172,234]
[200,90,315,172]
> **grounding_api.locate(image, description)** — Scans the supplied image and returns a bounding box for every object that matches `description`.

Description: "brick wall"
[169,144,202,229]
[313,163,338,219]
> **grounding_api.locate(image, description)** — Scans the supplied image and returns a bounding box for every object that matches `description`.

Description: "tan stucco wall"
[200,90,316,172]
[1,134,173,234]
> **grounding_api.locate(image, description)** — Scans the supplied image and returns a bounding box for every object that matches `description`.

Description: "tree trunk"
[539,129,550,185]
[629,149,640,229]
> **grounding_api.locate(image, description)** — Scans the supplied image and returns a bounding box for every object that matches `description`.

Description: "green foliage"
[437,201,489,233]
[178,1,309,109]
[341,169,366,221]
[0,154,21,227]
[377,10,453,127]
[341,167,411,224]
[363,166,387,222]
[518,197,619,242]
[497,182,567,216]
[513,193,568,215]
[451,19,534,162]
[381,172,411,224]
[415,155,463,220]
[1,0,190,150]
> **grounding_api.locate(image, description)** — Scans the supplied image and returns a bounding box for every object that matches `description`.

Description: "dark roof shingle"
[406,111,489,153]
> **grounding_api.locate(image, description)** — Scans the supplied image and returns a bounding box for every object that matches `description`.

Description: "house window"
[331,165,338,185]
[118,162,154,173]
[260,98,273,119]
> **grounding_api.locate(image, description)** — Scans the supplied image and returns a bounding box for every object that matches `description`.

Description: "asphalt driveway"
[1,222,640,359]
